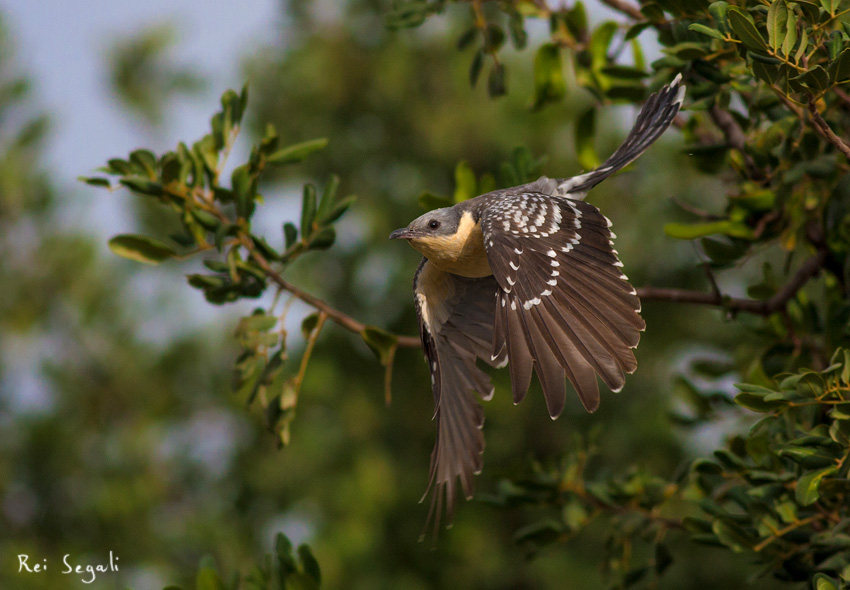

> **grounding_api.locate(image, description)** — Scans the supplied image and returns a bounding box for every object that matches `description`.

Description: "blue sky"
[4,0,279,184]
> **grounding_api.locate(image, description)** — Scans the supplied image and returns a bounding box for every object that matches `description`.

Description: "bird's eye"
[428,220,440,230]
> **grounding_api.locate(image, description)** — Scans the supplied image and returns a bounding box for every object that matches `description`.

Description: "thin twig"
[670,196,723,220]
[708,105,763,180]
[808,96,850,160]
[637,248,828,315]
[245,240,421,349]
[752,515,821,552]
[597,0,645,21]
[293,312,327,394]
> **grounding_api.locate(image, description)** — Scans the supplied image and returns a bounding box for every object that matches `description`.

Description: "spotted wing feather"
[481,194,644,415]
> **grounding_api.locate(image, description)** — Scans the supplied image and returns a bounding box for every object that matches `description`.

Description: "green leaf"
[238,313,277,334]
[589,22,618,68]
[307,226,336,250]
[301,183,318,237]
[78,176,111,188]
[820,0,838,14]
[267,138,328,165]
[692,459,723,474]
[665,42,708,60]
[565,2,588,39]
[195,556,225,590]
[530,43,566,111]
[801,65,830,93]
[688,23,726,40]
[301,313,319,339]
[320,195,356,225]
[575,107,599,171]
[251,235,279,261]
[488,62,507,97]
[701,236,749,266]
[767,0,788,52]
[829,47,850,84]
[735,393,783,411]
[483,23,505,52]
[727,7,770,53]
[194,134,218,175]
[508,11,528,49]
[600,64,648,79]
[469,50,485,87]
[709,1,730,33]
[316,174,340,222]
[513,519,564,546]
[129,149,157,177]
[360,326,397,365]
[778,445,836,468]
[655,542,673,575]
[712,519,757,551]
[282,222,298,250]
[812,573,839,590]
[107,158,131,175]
[108,234,176,265]
[664,220,754,240]
[782,9,797,58]
[275,533,297,573]
[297,545,322,584]
[119,176,164,197]
[625,22,652,41]
[796,465,838,505]
[191,209,222,231]
[454,161,477,202]
[231,164,256,219]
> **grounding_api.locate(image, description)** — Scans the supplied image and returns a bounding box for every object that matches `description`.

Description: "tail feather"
[556,74,685,197]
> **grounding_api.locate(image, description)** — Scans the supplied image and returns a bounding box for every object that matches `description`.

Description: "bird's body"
[390,76,685,536]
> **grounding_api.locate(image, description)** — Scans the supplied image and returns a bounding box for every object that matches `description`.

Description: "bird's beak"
[389,227,415,240]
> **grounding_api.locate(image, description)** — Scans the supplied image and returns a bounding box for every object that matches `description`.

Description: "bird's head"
[389,206,492,277]
[389,207,461,243]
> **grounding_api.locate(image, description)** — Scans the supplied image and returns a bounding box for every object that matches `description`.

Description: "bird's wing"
[552,74,685,199]
[481,194,644,417]
[413,258,505,538]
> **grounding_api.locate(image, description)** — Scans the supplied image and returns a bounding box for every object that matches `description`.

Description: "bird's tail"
[556,74,685,198]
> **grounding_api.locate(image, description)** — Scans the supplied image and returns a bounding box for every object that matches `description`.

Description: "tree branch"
[597,0,645,21]
[708,104,763,181]
[808,97,850,160]
[246,242,421,349]
[637,248,829,315]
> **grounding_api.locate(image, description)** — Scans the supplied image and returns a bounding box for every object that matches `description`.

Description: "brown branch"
[246,243,421,349]
[708,105,763,181]
[597,0,645,21]
[637,248,829,315]
[670,196,723,220]
[808,96,850,160]
[292,311,327,394]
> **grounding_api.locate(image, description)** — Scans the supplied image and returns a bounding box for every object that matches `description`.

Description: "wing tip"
[670,73,686,107]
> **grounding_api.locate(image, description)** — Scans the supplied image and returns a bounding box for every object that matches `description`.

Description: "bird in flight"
[389,75,685,537]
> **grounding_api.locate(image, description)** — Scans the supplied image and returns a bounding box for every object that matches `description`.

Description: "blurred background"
[0,0,779,588]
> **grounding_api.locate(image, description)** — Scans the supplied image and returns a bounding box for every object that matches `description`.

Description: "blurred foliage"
[3,0,850,588]
[168,533,321,590]
[108,24,206,127]
[487,352,850,587]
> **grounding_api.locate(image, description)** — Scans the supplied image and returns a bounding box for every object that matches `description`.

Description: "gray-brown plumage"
[390,76,685,537]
